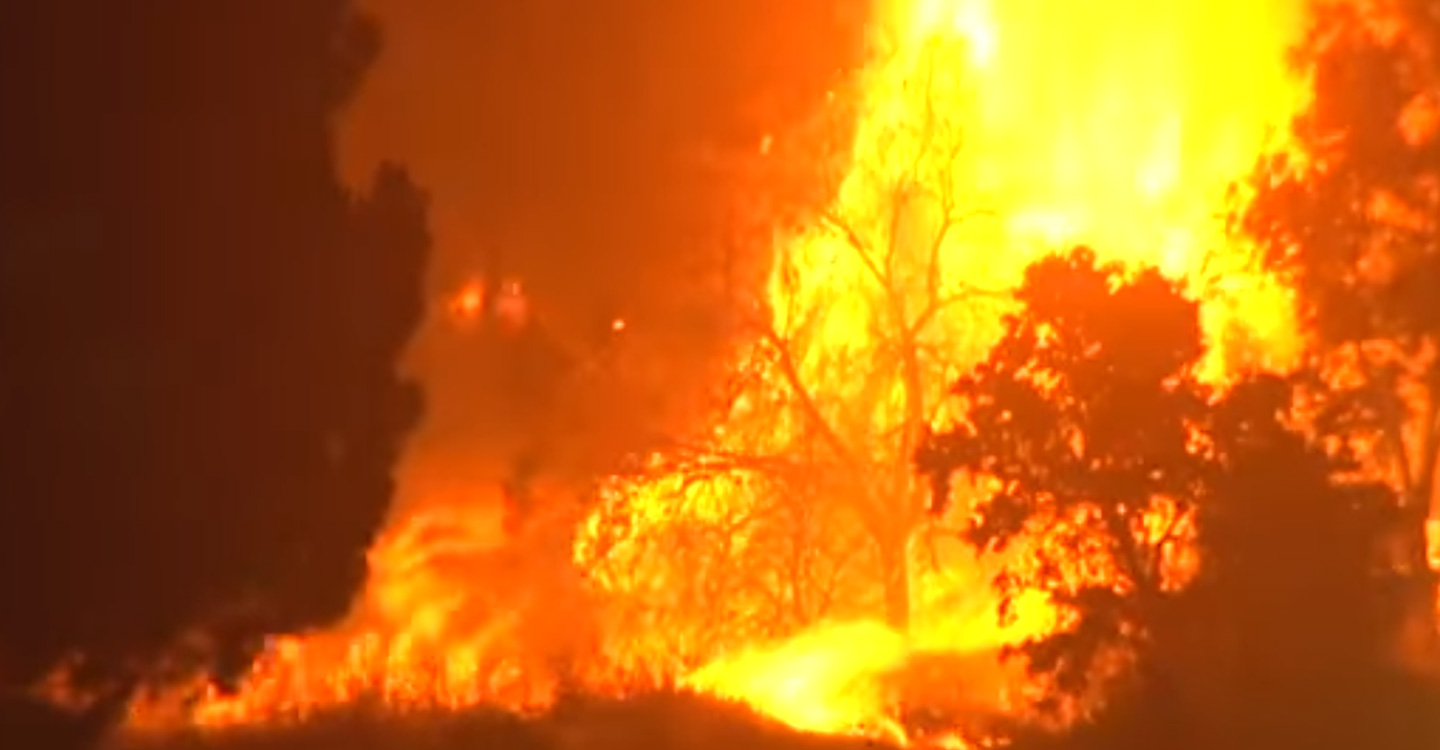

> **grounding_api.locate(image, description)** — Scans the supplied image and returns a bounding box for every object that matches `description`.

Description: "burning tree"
[578,37,1015,658]
[575,3,1310,706]
[737,39,1013,633]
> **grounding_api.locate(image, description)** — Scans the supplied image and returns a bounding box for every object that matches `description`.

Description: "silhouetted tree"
[916,249,1435,748]
[1238,0,1440,594]
[1165,372,1431,750]
[0,0,427,710]
[915,249,1209,719]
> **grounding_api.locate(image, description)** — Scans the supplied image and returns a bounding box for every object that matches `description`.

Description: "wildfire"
[119,0,1317,742]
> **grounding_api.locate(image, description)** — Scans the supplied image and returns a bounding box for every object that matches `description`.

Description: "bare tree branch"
[756,322,859,470]
[909,287,1012,347]
[820,210,890,293]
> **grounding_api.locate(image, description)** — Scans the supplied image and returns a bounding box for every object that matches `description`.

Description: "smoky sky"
[334,0,867,484]
[338,0,865,345]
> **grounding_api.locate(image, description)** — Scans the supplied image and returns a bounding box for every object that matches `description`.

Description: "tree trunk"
[1391,495,1439,670]
[880,535,911,632]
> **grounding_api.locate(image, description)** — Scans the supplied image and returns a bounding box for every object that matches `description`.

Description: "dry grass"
[102,690,897,750]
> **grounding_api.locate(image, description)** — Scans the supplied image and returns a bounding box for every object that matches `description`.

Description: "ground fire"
[114,0,1327,742]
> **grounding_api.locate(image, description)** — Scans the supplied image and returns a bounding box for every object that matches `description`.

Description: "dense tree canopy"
[1238,0,1440,579]
[915,250,1210,708]
[916,249,1434,748]
[0,0,427,697]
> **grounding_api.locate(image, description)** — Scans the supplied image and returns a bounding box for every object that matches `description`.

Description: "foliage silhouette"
[915,248,1208,710]
[1237,0,1440,588]
[0,0,427,715]
[1166,371,1430,750]
[917,248,1437,748]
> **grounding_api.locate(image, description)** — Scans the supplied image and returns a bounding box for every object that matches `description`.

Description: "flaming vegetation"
[113,0,1427,742]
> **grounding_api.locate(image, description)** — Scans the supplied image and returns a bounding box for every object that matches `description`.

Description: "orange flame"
[120,0,1316,741]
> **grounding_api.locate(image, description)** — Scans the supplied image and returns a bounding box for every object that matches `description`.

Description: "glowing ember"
[448,280,485,321]
[121,0,1315,740]
[493,279,529,328]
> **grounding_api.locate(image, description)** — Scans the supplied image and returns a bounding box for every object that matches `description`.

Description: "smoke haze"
[336,0,866,504]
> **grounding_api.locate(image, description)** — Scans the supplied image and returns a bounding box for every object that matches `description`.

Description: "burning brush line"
[113,0,1324,743]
